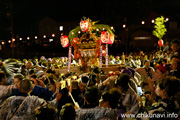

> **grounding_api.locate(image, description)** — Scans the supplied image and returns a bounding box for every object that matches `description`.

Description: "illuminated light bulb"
[166,18,169,21]
[141,21,145,24]
[151,19,154,23]
[52,34,55,37]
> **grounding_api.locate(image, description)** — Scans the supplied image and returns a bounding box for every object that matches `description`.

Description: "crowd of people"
[0,39,179,120]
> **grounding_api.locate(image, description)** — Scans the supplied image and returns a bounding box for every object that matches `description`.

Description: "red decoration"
[80,20,89,32]
[74,50,77,59]
[158,39,163,46]
[60,35,69,47]
[108,71,114,76]
[108,34,114,44]
[101,31,109,43]
[73,37,78,43]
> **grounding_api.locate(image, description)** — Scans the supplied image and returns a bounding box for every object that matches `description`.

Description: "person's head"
[60,103,76,120]
[88,73,98,86]
[166,42,169,45]
[84,86,100,105]
[170,57,178,70]
[26,61,32,69]
[99,88,121,109]
[20,79,33,93]
[116,73,130,90]
[13,74,24,88]
[171,39,180,52]
[155,65,166,80]
[162,59,167,64]
[144,55,148,60]
[60,57,65,63]
[116,56,120,60]
[78,75,89,92]
[92,66,101,74]
[144,60,150,68]
[35,105,58,120]
[155,76,180,99]
[48,77,56,93]
[129,56,133,60]
[164,53,168,57]
[0,72,6,85]
[135,55,140,60]
[120,69,132,77]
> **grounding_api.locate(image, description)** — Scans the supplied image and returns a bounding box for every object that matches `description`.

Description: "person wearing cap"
[135,60,156,92]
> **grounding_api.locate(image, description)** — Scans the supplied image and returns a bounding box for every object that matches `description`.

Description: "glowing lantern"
[60,35,69,48]
[80,20,89,32]
[158,39,163,46]
[101,31,109,44]
[108,34,114,44]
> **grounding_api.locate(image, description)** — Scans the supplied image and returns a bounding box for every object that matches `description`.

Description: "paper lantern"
[101,31,109,43]
[60,35,69,48]
[158,39,163,47]
[80,20,89,32]
[108,34,114,44]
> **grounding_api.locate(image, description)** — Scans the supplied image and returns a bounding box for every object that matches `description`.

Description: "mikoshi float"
[60,17,115,72]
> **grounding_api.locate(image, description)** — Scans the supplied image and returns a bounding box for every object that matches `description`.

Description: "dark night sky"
[1,0,180,39]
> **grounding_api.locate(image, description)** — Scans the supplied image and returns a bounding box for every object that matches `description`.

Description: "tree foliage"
[152,16,167,39]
